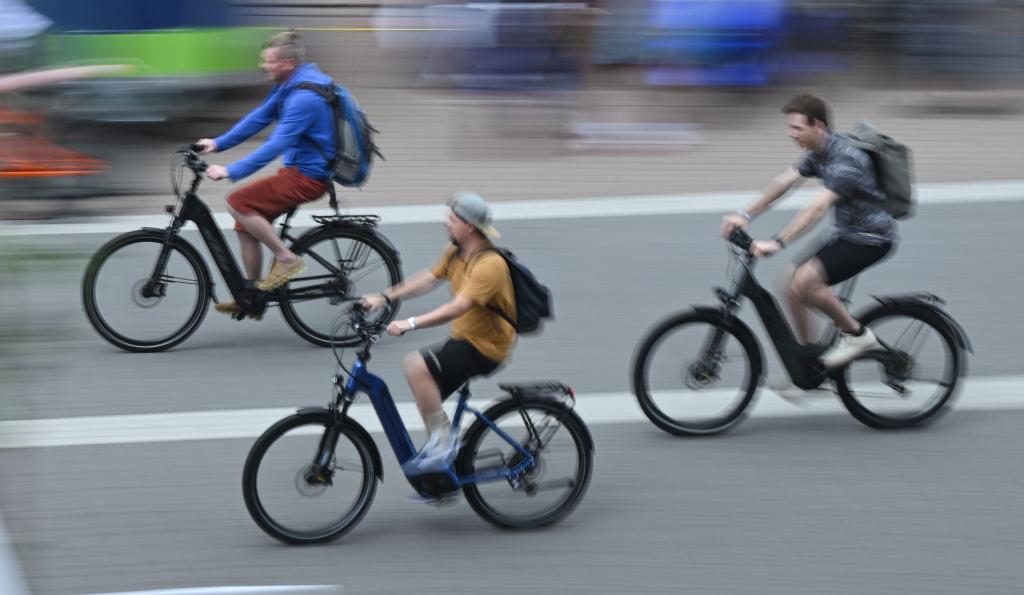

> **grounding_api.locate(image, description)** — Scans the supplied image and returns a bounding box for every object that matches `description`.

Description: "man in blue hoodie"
[196,31,334,311]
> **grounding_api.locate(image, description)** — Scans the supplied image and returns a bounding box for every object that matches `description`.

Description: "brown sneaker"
[213,300,263,321]
[214,300,242,315]
[256,257,306,291]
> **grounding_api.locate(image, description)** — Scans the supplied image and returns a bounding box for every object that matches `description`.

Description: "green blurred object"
[41,28,269,78]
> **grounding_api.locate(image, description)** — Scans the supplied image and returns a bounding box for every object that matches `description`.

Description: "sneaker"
[256,257,306,291]
[769,379,812,408]
[214,300,241,315]
[213,300,263,321]
[402,433,460,476]
[821,327,882,369]
[404,490,461,507]
[769,378,831,408]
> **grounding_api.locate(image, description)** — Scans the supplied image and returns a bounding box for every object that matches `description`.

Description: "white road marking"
[2,180,1023,238]
[0,375,1021,449]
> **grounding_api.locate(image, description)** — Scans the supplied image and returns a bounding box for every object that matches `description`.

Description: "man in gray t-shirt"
[796,132,897,246]
[721,94,897,377]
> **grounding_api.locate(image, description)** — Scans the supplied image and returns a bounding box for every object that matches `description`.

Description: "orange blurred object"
[0,107,107,179]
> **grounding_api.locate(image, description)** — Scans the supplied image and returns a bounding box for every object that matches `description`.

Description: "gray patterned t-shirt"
[797,133,897,246]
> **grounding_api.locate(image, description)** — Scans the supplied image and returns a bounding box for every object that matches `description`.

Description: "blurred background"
[0,0,1021,218]
[2,2,1024,594]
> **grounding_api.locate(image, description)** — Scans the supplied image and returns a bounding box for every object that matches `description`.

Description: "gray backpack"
[847,121,915,219]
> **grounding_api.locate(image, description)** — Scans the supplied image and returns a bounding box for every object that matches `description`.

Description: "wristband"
[406,316,417,330]
[736,209,752,221]
[772,234,787,249]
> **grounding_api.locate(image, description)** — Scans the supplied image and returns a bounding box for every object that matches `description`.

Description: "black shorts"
[810,238,894,285]
[420,339,501,399]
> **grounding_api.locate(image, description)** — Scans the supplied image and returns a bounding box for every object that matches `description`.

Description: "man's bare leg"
[237,230,263,281]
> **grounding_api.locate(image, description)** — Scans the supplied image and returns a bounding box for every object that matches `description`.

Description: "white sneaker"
[769,378,832,408]
[821,327,882,369]
[402,432,460,475]
[769,379,812,408]
[404,491,461,506]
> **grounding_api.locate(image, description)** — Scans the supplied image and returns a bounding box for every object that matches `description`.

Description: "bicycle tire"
[834,303,963,429]
[456,397,593,529]
[242,411,379,544]
[81,230,211,352]
[281,227,402,347]
[631,309,762,436]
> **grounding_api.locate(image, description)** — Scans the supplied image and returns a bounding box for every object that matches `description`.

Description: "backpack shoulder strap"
[465,247,515,328]
[291,81,340,209]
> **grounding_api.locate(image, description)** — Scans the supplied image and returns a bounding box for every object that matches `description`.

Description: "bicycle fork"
[141,228,182,299]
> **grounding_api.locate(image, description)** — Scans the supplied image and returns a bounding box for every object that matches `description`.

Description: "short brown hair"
[264,29,305,62]
[782,94,831,128]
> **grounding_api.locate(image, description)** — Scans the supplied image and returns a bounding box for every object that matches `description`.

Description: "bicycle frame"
[148,162,381,314]
[713,250,856,389]
[339,352,536,489]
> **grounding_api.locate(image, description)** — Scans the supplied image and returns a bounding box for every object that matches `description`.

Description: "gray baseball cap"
[447,191,500,239]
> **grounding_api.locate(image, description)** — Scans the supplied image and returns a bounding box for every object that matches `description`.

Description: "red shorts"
[226,167,329,232]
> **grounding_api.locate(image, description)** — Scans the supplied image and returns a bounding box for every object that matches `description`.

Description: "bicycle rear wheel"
[632,310,761,435]
[82,230,211,352]
[834,304,963,429]
[281,227,402,347]
[242,411,379,544]
[457,397,593,529]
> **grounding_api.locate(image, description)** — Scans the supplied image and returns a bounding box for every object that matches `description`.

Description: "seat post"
[838,276,858,306]
[279,207,298,239]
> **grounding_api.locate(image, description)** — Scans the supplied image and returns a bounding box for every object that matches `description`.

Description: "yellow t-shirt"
[431,245,516,363]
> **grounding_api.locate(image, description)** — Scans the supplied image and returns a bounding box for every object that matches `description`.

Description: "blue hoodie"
[214,63,334,182]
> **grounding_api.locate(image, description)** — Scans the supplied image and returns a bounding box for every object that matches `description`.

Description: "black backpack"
[465,247,553,335]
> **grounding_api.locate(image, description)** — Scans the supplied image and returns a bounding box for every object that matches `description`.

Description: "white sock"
[426,410,450,442]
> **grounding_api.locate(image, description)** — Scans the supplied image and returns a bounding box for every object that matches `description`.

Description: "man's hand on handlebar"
[750,239,783,258]
[386,320,413,337]
[720,212,749,239]
[205,164,229,181]
[195,138,218,155]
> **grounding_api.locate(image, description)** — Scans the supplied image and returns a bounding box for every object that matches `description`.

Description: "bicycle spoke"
[159,275,199,285]
[346,260,387,283]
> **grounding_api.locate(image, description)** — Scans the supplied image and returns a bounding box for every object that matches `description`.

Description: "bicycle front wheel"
[834,304,963,429]
[457,397,593,529]
[82,231,211,352]
[242,412,378,544]
[281,227,402,347]
[631,310,762,435]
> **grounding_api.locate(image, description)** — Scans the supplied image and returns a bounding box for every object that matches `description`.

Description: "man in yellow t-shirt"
[361,192,515,477]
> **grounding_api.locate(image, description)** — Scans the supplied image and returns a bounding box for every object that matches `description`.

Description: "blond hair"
[264,29,305,63]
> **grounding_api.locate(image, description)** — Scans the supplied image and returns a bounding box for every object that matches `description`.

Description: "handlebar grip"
[728,228,753,252]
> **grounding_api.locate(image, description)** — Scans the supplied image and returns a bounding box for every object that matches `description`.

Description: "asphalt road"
[1,200,1023,594]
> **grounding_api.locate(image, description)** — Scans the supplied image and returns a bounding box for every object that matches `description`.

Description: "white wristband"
[406,317,417,330]
[736,209,752,221]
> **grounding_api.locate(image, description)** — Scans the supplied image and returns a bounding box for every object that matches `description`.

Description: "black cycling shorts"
[810,237,894,285]
[420,339,501,399]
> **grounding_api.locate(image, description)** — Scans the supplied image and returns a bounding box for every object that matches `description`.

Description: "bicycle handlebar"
[728,228,753,253]
[349,299,396,342]
[178,145,209,173]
